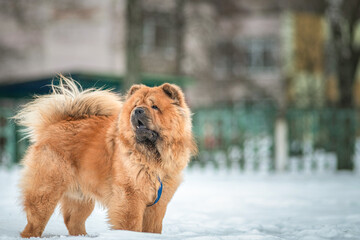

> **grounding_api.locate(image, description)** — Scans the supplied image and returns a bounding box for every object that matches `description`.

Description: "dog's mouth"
[136,119,147,129]
[131,115,158,144]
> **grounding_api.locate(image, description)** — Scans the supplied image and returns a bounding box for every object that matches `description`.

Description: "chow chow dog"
[15,76,197,238]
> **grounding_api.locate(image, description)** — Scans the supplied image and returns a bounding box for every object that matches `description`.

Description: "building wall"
[183,1,284,107]
[0,0,285,107]
[0,0,126,82]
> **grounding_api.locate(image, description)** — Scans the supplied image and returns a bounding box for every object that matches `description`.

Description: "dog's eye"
[152,105,159,110]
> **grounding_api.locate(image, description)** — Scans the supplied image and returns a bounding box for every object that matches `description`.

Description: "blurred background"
[0,0,360,174]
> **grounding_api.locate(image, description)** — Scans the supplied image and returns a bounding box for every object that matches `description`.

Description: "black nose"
[134,107,145,115]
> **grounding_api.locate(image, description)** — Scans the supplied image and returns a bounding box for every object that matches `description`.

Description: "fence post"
[275,117,288,172]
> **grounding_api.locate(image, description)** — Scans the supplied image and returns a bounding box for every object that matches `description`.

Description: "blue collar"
[147,176,163,207]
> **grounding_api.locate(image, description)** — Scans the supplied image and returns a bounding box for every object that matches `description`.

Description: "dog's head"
[119,83,195,157]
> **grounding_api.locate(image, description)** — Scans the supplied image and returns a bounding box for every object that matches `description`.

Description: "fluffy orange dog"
[15,76,197,238]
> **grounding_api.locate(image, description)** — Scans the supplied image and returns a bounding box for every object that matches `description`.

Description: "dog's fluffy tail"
[14,74,122,142]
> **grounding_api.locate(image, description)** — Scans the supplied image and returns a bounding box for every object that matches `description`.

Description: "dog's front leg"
[142,199,167,233]
[107,187,146,232]
[142,177,180,233]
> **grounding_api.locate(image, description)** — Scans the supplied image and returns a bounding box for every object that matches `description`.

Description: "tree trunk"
[125,0,142,91]
[335,56,357,170]
[338,59,356,108]
[335,110,356,170]
[174,0,185,75]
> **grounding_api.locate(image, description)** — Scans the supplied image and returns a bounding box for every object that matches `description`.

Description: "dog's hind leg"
[20,146,70,238]
[60,195,95,236]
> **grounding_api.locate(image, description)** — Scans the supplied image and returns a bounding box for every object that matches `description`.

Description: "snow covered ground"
[0,167,360,240]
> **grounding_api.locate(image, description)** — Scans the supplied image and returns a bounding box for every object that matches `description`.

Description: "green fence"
[0,108,16,167]
[287,108,358,172]
[191,107,359,173]
[1,106,360,172]
[0,108,29,167]
[191,104,277,172]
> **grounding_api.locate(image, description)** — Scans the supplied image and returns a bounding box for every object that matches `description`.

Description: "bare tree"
[326,0,360,170]
[286,0,360,170]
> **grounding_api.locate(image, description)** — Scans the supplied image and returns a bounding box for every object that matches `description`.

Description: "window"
[213,38,278,80]
[237,38,278,74]
[142,12,175,58]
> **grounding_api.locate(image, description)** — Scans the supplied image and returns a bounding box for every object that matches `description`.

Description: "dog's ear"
[161,83,185,106]
[126,84,144,99]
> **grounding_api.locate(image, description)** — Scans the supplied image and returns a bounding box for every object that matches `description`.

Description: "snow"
[1,167,360,240]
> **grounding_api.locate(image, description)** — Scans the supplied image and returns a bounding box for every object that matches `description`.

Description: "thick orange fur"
[15,76,197,238]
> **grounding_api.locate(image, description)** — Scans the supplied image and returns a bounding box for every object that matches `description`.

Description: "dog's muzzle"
[131,107,158,143]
